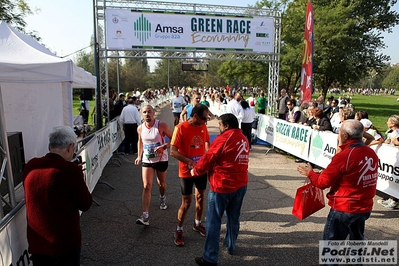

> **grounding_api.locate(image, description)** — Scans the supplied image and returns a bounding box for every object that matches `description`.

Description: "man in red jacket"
[23,126,92,266]
[191,113,249,266]
[297,119,378,241]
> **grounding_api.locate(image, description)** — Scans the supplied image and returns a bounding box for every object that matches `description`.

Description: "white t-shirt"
[366,129,382,141]
[170,96,185,113]
[241,108,256,123]
[387,128,399,144]
[226,99,243,121]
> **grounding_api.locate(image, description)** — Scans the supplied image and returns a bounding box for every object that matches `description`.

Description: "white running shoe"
[136,215,149,226]
[160,195,167,210]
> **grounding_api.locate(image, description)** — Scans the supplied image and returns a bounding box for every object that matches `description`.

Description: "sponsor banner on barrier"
[273,119,311,159]
[256,114,275,145]
[255,115,399,199]
[308,130,338,168]
[109,119,124,152]
[80,119,124,193]
[96,126,113,170]
[371,145,399,199]
[0,205,29,266]
[80,136,100,193]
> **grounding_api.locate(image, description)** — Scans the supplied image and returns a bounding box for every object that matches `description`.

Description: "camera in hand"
[71,155,82,164]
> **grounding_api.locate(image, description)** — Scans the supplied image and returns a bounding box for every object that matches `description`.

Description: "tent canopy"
[0,21,97,161]
[0,21,96,88]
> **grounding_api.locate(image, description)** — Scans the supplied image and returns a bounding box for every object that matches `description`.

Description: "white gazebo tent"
[0,21,96,162]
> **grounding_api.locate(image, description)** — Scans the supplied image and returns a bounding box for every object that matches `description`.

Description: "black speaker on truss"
[81,89,94,101]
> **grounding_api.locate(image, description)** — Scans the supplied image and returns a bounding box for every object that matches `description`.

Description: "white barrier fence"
[254,114,399,199]
[0,93,172,266]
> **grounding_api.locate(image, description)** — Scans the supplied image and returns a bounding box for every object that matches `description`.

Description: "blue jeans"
[203,186,247,264]
[323,208,371,240]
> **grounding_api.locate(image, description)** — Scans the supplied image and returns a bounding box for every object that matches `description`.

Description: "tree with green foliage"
[0,0,41,40]
[255,0,399,98]
[218,60,269,89]
[313,0,398,96]
[150,54,213,89]
[76,50,95,75]
[382,65,399,89]
[255,0,301,93]
[0,0,31,31]
[200,60,225,87]
[121,53,149,92]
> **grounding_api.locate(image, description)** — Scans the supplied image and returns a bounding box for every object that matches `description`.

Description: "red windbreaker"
[193,128,249,193]
[308,140,379,214]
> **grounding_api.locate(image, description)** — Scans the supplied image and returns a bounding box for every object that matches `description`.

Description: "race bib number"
[144,142,162,159]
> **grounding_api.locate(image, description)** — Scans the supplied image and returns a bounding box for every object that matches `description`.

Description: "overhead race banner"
[106,9,274,53]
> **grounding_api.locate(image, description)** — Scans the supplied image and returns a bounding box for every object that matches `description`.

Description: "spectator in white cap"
[359,119,384,146]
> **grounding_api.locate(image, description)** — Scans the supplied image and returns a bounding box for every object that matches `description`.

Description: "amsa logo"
[134,14,152,45]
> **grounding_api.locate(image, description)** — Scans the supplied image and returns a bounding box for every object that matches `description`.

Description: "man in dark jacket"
[113,93,126,117]
[23,126,92,266]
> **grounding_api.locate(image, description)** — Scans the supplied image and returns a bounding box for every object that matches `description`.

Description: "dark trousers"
[31,248,81,266]
[241,122,253,149]
[124,123,138,154]
[79,110,89,123]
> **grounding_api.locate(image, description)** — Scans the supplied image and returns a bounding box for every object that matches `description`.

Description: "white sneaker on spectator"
[380,198,398,210]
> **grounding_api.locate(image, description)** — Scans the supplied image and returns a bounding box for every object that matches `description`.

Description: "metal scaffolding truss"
[94,0,281,123]
[100,0,281,17]
[104,50,279,62]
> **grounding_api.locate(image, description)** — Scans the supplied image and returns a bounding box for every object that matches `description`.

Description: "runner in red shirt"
[170,104,210,246]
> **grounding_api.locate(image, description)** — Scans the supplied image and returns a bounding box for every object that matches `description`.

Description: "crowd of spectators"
[327,87,396,96]
[278,91,398,210]
[101,85,399,211]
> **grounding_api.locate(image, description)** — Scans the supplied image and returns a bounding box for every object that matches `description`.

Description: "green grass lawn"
[242,92,397,137]
[72,96,95,125]
[329,93,397,135]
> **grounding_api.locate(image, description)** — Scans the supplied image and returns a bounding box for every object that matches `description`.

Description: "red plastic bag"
[292,183,325,220]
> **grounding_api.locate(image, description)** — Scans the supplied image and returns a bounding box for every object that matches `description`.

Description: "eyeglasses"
[287,104,293,106]
[196,114,208,121]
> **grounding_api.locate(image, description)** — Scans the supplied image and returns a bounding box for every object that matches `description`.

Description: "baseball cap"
[119,93,125,97]
[360,119,372,129]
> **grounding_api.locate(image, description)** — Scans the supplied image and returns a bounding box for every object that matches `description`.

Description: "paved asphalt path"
[80,104,399,266]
